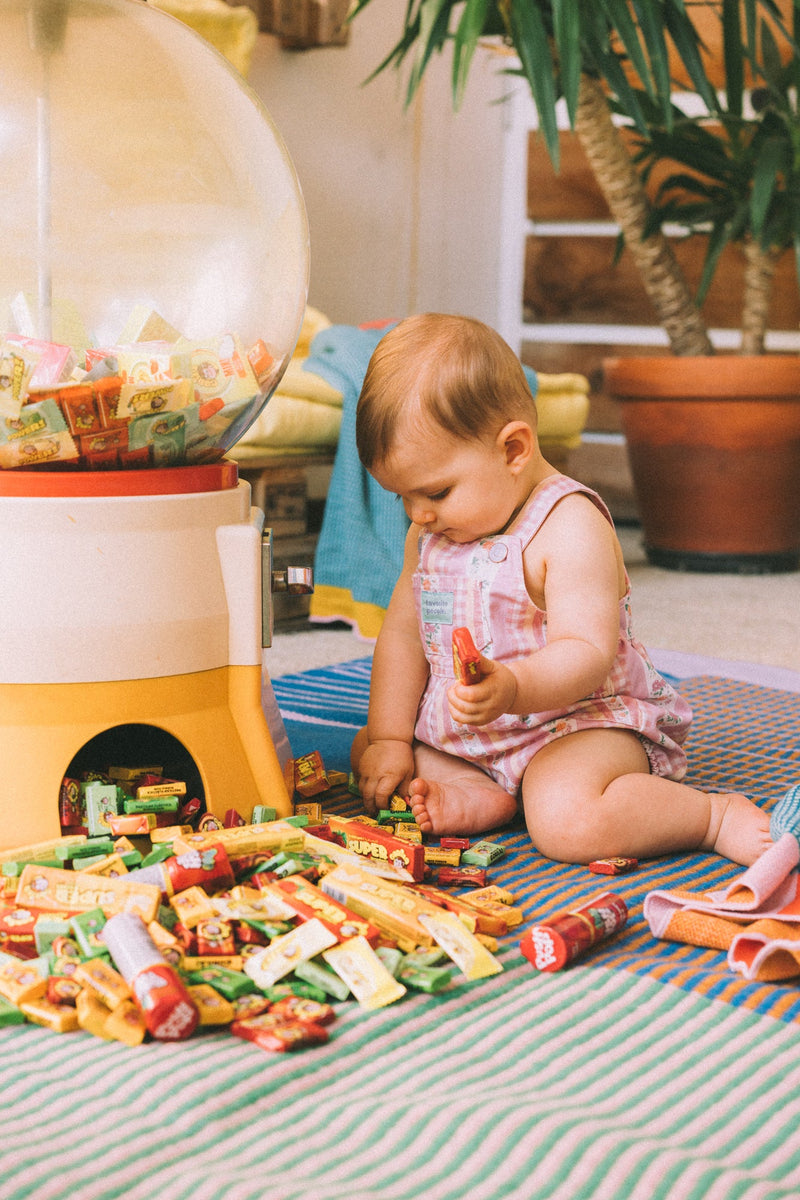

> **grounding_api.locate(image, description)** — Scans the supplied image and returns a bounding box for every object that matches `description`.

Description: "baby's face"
[372,423,520,542]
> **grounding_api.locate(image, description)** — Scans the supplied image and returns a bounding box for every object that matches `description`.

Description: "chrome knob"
[271,566,314,594]
[261,526,314,647]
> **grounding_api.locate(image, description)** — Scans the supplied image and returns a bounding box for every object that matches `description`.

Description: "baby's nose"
[407,499,435,526]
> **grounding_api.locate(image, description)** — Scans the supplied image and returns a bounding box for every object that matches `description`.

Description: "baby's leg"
[409,742,518,837]
[522,728,771,867]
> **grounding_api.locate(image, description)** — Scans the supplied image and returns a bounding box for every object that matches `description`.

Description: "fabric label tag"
[420,590,454,626]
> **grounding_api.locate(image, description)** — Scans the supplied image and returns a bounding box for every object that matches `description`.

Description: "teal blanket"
[306,324,408,614]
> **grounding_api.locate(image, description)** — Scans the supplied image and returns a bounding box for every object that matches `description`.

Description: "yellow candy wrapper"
[323,936,407,1010]
[418,910,504,980]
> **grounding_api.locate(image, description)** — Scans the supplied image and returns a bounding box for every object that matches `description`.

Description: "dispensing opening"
[60,723,206,835]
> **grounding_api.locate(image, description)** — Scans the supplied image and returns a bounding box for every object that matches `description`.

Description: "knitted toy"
[769,783,800,845]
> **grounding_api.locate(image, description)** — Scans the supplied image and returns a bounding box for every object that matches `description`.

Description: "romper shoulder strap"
[508,474,614,548]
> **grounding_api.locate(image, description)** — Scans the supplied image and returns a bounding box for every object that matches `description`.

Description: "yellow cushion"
[536,372,591,451]
[149,0,259,77]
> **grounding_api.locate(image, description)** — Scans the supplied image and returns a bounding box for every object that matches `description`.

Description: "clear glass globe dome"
[0,0,309,471]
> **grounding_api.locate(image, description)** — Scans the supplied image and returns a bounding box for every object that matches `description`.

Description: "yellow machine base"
[0,664,291,852]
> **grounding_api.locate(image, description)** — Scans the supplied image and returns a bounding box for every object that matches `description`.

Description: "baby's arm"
[448,494,623,726]
[357,525,429,811]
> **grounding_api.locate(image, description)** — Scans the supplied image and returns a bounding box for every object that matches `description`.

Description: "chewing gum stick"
[211,890,298,924]
[15,864,161,924]
[452,627,482,685]
[324,816,426,881]
[172,821,304,858]
[244,919,338,990]
[418,910,504,979]
[135,781,187,799]
[320,864,442,951]
[407,884,479,933]
[181,955,245,973]
[322,937,407,1010]
[0,836,86,865]
[274,875,382,946]
[458,890,525,928]
[303,831,415,882]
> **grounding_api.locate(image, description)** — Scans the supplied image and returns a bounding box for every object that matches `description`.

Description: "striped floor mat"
[3,660,800,1200]
[4,961,800,1199]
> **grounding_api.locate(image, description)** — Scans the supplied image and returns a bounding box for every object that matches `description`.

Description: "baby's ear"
[497,420,535,472]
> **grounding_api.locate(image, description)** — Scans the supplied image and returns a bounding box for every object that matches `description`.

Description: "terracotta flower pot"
[603,355,800,573]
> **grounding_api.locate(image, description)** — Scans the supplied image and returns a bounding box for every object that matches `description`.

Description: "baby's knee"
[523,786,604,865]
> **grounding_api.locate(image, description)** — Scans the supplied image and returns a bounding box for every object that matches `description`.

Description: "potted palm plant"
[350,0,800,572]
[603,5,800,571]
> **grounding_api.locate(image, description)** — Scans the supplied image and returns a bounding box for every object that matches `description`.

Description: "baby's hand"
[357,739,414,817]
[447,657,518,727]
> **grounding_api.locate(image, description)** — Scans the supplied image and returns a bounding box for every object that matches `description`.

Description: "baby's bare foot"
[702,792,772,866]
[408,776,517,837]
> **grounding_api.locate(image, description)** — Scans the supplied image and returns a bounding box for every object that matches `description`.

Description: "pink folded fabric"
[644,835,800,980]
[709,833,800,913]
[645,835,800,940]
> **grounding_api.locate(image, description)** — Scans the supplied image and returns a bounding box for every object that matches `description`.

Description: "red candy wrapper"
[294,750,329,798]
[588,857,638,876]
[231,1012,330,1052]
[131,962,200,1041]
[269,995,336,1027]
[451,626,482,686]
[437,866,488,888]
[520,892,628,972]
[101,912,199,1041]
[163,842,235,895]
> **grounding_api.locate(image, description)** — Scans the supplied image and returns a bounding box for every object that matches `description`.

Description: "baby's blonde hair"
[356,313,537,469]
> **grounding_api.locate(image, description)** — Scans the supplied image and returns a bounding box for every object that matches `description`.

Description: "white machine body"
[0,481,264,684]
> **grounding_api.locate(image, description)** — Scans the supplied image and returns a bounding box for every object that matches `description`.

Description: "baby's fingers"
[360,772,399,815]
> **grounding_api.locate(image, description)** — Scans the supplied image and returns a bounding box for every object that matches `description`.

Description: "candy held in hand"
[452,627,483,686]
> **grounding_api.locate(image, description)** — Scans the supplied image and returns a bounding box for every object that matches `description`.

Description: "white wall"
[248,6,521,332]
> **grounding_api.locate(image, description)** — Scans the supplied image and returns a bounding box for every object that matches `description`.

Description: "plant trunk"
[574,74,713,357]
[740,235,779,355]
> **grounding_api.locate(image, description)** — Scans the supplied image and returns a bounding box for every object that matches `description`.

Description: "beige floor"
[265,523,799,680]
[619,526,799,672]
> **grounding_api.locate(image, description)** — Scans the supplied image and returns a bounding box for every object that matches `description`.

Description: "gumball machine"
[0,0,310,849]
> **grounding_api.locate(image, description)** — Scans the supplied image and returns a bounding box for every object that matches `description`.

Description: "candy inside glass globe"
[0,0,309,471]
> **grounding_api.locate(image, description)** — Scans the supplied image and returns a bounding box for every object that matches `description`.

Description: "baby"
[350,313,771,866]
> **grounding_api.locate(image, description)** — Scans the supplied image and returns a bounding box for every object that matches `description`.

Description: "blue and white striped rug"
[3,659,800,1200]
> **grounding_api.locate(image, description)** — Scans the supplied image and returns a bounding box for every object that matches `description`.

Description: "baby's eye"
[428,487,451,502]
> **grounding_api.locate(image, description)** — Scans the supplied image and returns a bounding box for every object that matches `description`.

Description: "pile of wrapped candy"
[0,751,523,1052]
[0,304,284,470]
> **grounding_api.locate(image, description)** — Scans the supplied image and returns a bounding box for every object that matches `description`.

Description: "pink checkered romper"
[412,474,692,796]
